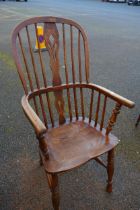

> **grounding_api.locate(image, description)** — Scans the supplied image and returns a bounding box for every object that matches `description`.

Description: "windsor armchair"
[11,17,134,210]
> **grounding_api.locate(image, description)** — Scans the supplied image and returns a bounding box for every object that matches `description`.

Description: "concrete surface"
[0,0,140,210]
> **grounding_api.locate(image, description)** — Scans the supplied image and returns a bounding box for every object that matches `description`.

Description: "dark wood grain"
[44,23,66,125]
[46,173,60,210]
[100,95,107,131]
[41,121,119,173]
[106,148,114,193]
[106,103,121,135]
[11,16,135,210]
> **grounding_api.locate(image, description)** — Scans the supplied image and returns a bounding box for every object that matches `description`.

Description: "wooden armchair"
[11,17,134,210]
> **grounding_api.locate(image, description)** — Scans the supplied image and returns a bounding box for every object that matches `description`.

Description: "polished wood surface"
[11,16,135,210]
[41,120,119,173]
[46,173,60,210]
[106,148,114,193]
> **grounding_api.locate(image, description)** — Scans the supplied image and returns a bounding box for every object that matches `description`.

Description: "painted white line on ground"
[0,7,32,22]
[1,8,30,17]
[0,13,19,18]
[0,17,33,22]
[0,7,30,17]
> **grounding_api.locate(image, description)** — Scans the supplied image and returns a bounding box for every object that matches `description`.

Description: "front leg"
[46,172,60,210]
[106,148,114,193]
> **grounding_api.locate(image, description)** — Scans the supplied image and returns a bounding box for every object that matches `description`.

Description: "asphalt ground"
[0,0,140,209]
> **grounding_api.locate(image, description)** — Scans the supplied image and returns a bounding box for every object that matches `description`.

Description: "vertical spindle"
[70,25,78,120]
[82,36,89,83]
[62,24,72,121]
[19,27,48,127]
[78,30,85,119]
[18,32,39,115]
[89,89,94,123]
[100,95,107,131]
[35,24,54,127]
[94,92,101,127]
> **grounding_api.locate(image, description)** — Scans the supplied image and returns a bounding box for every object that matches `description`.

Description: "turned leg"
[46,172,60,210]
[106,148,114,193]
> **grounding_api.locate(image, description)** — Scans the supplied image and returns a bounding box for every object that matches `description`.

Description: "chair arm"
[21,95,47,137]
[21,95,49,158]
[89,83,135,108]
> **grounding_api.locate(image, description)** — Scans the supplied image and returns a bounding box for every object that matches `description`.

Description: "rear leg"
[106,148,114,193]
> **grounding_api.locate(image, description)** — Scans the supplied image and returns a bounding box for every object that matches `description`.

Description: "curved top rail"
[12,16,88,41]
[11,16,90,95]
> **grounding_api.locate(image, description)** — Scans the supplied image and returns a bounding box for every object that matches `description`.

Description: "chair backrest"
[11,16,90,127]
[12,16,89,94]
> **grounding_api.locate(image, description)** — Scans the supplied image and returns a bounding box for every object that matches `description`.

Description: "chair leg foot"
[106,148,114,193]
[106,183,112,193]
[46,172,60,210]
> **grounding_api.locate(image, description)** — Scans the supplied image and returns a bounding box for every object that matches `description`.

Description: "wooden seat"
[42,120,119,173]
[11,16,134,210]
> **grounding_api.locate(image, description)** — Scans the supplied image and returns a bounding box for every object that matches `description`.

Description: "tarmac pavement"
[0,0,140,210]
